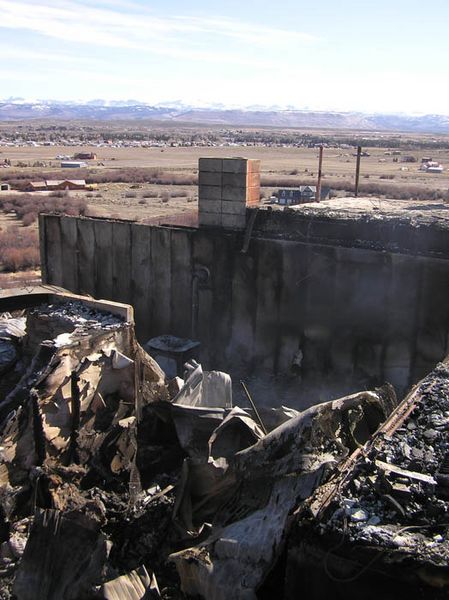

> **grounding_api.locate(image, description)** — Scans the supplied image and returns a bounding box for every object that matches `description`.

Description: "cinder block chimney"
[198,157,261,229]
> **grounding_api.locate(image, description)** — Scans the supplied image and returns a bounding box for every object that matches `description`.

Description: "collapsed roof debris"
[170,387,397,600]
[287,360,449,599]
[0,288,409,599]
[0,292,171,599]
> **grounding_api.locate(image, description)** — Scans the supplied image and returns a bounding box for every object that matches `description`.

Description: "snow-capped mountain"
[1,99,449,133]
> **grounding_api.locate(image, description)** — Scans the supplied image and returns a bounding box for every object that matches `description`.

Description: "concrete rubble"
[1,290,446,599]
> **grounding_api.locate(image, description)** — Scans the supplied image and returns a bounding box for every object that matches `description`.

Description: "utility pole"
[355,145,362,197]
[316,145,323,202]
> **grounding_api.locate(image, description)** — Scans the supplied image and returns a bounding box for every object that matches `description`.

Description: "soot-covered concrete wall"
[39,213,449,408]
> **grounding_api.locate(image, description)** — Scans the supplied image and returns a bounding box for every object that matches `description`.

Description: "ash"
[32,301,125,329]
[325,363,449,566]
[27,301,126,347]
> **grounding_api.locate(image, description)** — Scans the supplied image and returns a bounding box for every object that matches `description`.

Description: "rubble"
[0,290,413,599]
[0,294,172,599]
[287,360,449,598]
[169,388,397,599]
[0,315,26,403]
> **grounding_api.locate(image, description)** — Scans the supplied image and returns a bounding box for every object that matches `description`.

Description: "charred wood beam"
[30,390,46,466]
[67,371,80,465]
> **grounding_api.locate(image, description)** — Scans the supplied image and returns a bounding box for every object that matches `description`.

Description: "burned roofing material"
[287,359,449,599]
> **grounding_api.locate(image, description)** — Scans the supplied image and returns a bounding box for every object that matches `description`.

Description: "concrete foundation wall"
[40,214,449,408]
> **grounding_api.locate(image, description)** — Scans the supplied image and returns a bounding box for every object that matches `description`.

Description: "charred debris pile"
[0,293,446,599]
[289,361,449,599]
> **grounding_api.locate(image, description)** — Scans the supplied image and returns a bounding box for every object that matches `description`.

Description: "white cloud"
[0,0,320,62]
[0,45,108,65]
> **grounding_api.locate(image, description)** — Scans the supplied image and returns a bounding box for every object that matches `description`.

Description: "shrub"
[49,191,68,198]
[0,168,198,187]
[0,226,40,271]
[3,247,40,271]
[22,212,38,226]
[0,193,87,224]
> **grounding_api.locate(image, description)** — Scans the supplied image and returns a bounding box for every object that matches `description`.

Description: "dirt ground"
[0,212,20,228]
[80,184,197,221]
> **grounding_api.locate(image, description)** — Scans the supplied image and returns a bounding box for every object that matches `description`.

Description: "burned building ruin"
[39,158,449,408]
[2,157,449,598]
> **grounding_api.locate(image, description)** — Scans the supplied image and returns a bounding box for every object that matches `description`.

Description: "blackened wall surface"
[40,214,449,409]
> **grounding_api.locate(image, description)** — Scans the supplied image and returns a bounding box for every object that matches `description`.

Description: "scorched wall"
[39,211,449,408]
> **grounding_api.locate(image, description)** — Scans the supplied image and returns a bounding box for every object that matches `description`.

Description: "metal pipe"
[316,145,323,202]
[240,380,268,435]
[355,145,362,197]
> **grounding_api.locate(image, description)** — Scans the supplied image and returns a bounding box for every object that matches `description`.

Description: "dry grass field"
[1,125,449,284]
[2,143,449,196]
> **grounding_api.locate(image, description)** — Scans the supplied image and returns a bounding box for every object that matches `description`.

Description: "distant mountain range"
[1,99,449,134]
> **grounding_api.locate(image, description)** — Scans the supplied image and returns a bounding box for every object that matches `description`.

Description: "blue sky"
[1,0,449,114]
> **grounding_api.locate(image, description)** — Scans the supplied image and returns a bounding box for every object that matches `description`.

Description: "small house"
[278,189,302,205]
[61,161,88,168]
[299,185,317,201]
[277,186,330,206]
[25,179,87,191]
[26,181,47,192]
[46,179,87,191]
